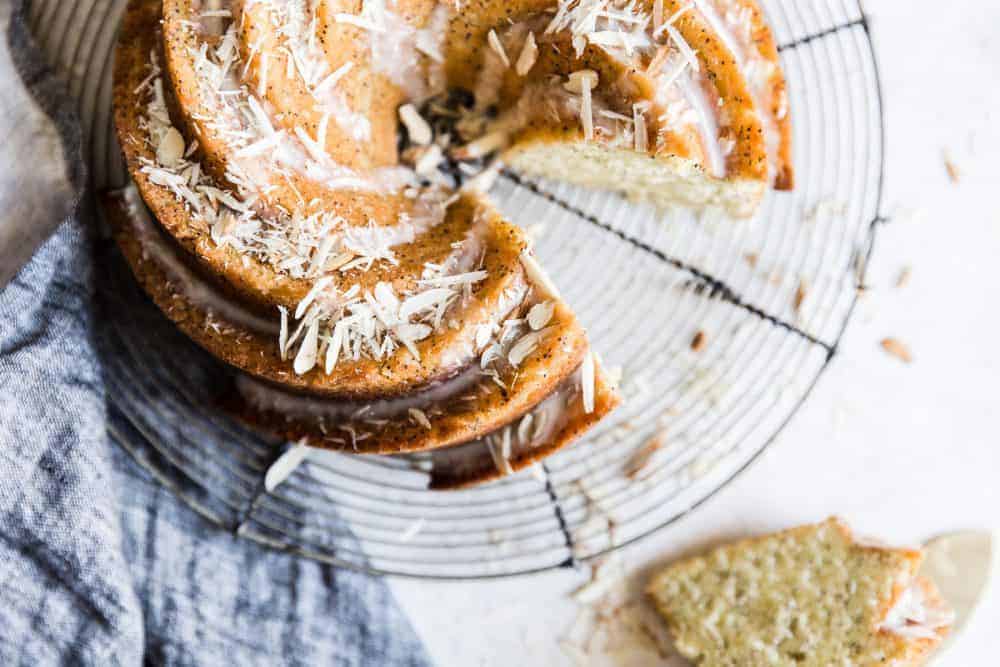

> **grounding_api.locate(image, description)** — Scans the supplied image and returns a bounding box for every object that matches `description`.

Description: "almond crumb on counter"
[880,337,912,364]
[563,550,677,665]
[625,433,665,479]
[690,330,706,352]
[398,103,433,145]
[572,556,624,604]
[895,265,912,288]
[943,151,961,183]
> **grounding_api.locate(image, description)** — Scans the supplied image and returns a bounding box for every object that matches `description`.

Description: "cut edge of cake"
[646,517,954,666]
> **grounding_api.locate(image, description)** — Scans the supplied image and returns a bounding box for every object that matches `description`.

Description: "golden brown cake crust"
[428,362,620,489]
[724,0,794,189]
[114,0,591,398]
[105,185,608,455]
[663,0,767,183]
[116,0,795,312]
[114,0,307,311]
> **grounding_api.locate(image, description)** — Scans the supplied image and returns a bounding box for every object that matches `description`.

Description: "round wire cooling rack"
[26,0,885,578]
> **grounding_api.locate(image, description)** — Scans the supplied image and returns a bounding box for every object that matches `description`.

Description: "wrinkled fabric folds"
[0,3,431,665]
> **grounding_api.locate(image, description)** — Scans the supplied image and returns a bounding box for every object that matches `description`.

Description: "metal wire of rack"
[26,0,886,578]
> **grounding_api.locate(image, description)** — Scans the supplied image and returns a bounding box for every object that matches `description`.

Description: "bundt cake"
[108,0,791,488]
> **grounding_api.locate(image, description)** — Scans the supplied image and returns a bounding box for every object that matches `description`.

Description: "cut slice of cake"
[647,518,954,666]
[449,0,793,218]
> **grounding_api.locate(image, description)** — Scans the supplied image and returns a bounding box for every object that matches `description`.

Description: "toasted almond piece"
[487,28,510,68]
[278,306,289,360]
[880,337,912,363]
[293,318,320,374]
[625,433,665,479]
[564,69,599,94]
[413,144,444,175]
[399,103,433,145]
[633,103,648,152]
[452,130,508,160]
[581,350,595,414]
[460,160,502,193]
[691,330,706,352]
[156,126,185,166]
[943,151,961,183]
[515,31,538,76]
[895,266,912,289]
[264,441,310,492]
[408,407,432,429]
[794,279,807,312]
[509,331,543,366]
[519,251,562,299]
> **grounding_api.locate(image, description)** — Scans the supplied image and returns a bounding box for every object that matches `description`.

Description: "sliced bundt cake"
[110,0,792,486]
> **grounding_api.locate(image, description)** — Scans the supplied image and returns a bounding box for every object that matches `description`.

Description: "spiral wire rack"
[27,0,885,578]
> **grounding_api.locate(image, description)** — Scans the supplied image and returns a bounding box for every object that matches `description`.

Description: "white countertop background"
[391,1,1000,663]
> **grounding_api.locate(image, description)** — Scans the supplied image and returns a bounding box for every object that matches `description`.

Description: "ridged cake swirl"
[107,0,791,487]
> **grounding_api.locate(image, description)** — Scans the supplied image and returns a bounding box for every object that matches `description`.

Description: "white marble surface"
[391,1,1000,663]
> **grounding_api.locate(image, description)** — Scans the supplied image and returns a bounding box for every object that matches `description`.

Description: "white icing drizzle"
[183,13,381,194]
[545,0,652,58]
[263,440,310,491]
[243,0,373,143]
[366,0,449,100]
[429,367,581,480]
[693,0,784,180]
[114,184,279,335]
[532,1,729,177]
[439,278,528,370]
[235,362,483,421]
[675,71,726,178]
[879,581,955,640]
[137,63,442,284]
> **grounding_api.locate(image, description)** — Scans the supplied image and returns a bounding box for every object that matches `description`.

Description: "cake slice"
[449,0,793,218]
[647,518,954,666]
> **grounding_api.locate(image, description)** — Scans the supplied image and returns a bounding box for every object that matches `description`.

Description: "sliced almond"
[399,103,433,146]
[880,337,913,363]
[156,127,185,166]
[515,31,538,76]
[691,330,706,352]
[527,301,555,330]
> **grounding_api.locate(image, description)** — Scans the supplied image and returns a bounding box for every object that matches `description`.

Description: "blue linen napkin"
[0,3,432,664]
